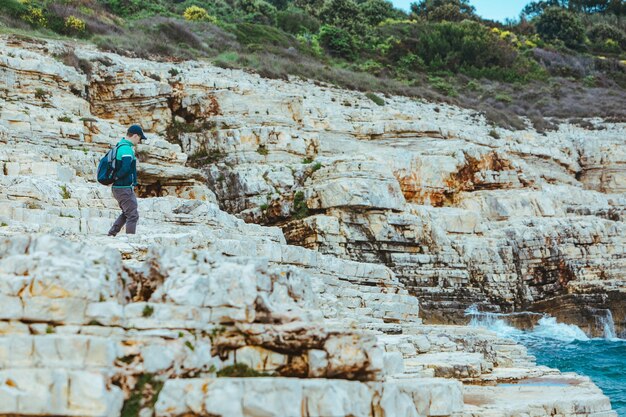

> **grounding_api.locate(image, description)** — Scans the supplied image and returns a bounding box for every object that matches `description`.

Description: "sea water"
[466,307,626,416]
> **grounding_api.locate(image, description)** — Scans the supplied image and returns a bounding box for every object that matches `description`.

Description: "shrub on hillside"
[318,24,356,58]
[380,21,517,75]
[238,0,277,25]
[45,2,121,36]
[21,5,47,27]
[0,0,27,18]
[410,0,477,22]
[183,6,217,23]
[536,7,586,50]
[64,15,86,34]
[587,23,626,51]
[100,0,168,17]
[358,0,399,26]
[319,0,364,33]
[277,6,320,34]
[532,47,595,77]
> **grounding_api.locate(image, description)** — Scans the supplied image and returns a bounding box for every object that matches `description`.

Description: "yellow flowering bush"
[378,18,418,27]
[183,6,217,23]
[491,27,521,48]
[22,6,47,27]
[65,15,86,32]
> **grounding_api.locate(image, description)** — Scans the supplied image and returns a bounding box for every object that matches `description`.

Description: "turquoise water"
[525,337,626,416]
[467,308,626,416]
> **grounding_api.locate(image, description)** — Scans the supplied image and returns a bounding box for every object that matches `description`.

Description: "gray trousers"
[108,187,139,235]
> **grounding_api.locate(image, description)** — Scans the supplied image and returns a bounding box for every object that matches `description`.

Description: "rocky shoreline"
[0,34,622,416]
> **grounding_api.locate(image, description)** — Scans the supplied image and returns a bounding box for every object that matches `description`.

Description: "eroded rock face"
[0,35,620,417]
[130,50,626,335]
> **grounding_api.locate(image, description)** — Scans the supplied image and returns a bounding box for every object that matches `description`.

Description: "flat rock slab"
[462,375,616,417]
[155,376,464,417]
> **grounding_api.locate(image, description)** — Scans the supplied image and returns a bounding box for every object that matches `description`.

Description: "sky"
[391,0,531,21]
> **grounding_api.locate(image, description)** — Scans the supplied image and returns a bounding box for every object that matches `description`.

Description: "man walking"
[107,124,146,236]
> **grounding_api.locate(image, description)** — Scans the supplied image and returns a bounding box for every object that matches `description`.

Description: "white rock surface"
[0,35,619,417]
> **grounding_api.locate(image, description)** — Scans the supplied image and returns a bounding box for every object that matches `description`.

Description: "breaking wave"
[466,305,626,416]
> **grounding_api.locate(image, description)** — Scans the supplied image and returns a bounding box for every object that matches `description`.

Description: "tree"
[238,0,278,24]
[522,1,562,18]
[536,7,586,49]
[359,0,399,26]
[409,0,477,22]
[319,0,364,33]
[522,0,625,16]
[277,6,321,34]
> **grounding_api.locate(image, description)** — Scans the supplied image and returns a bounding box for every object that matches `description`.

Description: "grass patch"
[488,129,500,139]
[184,340,195,351]
[428,76,458,97]
[229,23,294,48]
[187,148,225,167]
[120,374,164,417]
[142,305,154,318]
[256,145,268,156]
[57,116,72,122]
[60,185,71,199]
[365,92,385,106]
[495,93,513,103]
[34,88,50,100]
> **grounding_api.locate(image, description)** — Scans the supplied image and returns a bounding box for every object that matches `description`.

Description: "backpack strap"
[111,142,131,160]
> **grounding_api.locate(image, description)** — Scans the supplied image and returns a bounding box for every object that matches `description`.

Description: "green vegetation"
[187,147,225,166]
[1,0,625,127]
[365,92,385,105]
[0,222,7,227]
[256,145,269,155]
[34,88,49,100]
[217,363,271,377]
[60,185,71,199]
[291,191,309,219]
[142,304,154,317]
[120,374,164,417]
[184,340,195,351]
[57,116,72,122]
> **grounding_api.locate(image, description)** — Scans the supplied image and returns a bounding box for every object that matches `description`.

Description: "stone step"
[403,352,492,380]
[0,335,117,370]
[155,376,464,417]
[461,374,616,417]
[0,368,123,416]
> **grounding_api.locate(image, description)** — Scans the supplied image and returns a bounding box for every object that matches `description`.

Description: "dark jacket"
[112,138,137,188]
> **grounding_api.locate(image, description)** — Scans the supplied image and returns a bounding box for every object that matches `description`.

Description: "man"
[107,124,146,236]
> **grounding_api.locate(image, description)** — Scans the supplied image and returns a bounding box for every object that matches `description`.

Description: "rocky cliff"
[0,34,621,416]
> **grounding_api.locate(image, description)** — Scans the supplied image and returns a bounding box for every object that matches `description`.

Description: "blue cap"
[127,124,147,141]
